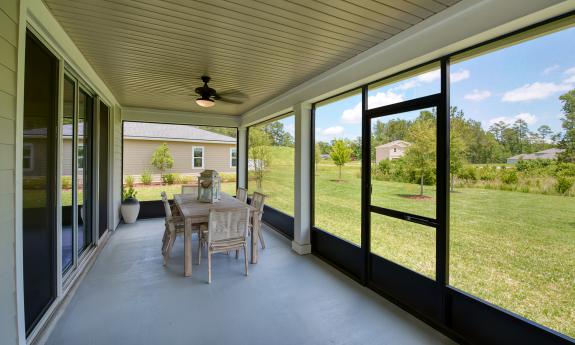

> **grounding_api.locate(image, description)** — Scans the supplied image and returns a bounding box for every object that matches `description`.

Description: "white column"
[292,102,312,255]
[237,127,248,189]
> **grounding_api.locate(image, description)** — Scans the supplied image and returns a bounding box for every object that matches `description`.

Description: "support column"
[292,102,312,255]
[237,127,248,189]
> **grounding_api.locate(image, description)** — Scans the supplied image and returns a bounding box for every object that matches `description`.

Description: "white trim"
[230,147,237,168]
[122,136,235,145]
[22,143,34,172]
[192,146,204,169]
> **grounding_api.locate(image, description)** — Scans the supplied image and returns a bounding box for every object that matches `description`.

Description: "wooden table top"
[173,192,254,219]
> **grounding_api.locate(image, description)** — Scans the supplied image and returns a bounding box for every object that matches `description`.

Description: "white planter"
[121,200,140,223]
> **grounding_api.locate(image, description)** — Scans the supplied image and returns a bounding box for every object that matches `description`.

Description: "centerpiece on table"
[197,170,221,203]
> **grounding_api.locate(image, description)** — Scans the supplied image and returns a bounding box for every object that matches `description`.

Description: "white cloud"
[395,79,419,90]
[284,123,295,136]
[487,112,537,127]
[451,69,470,83]
[321,126,344,136]
[464,89,491,101]
[417,70,440,83]
[563,67,575,84]
[542,64,560,75]
[341,90,404,124]
[502,82,572,102]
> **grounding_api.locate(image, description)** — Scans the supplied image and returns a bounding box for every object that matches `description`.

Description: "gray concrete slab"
[46,218,456,345]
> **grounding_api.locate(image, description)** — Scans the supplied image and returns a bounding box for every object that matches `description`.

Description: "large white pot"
[121,199,140,223]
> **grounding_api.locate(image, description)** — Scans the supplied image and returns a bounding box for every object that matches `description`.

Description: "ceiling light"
[196,98,215,108]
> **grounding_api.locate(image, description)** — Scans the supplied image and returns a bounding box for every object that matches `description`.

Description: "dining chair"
[249,192,266,249]
[236,187,248,203]
[161,191,185,265]
[205,207,250,283]
[181,184,195,194]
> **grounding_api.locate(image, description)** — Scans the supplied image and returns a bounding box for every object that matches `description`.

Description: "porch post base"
[291,241,311,255]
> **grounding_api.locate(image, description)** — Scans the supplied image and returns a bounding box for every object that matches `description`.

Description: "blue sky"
[313,26,575,142]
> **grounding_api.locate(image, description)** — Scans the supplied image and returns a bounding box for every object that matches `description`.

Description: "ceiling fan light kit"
[193,76,247,108]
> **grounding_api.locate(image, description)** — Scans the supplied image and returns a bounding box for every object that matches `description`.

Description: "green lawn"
[246,147,574,338]
[131,182,237,202]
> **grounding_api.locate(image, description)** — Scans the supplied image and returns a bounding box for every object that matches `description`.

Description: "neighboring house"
[375,140,411,163]
[506,148,564,164]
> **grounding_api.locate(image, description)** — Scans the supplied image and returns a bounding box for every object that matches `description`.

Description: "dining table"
[173,191,262,277]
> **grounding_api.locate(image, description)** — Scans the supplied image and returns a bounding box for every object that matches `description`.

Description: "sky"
[313,26,575,142]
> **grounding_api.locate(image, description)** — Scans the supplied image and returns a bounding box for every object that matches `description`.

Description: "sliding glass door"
[23,30,59,335]
[62,73,95,277]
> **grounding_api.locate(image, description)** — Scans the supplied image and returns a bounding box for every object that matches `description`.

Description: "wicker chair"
[236,187,248,203]
[181,185,195,194]
[249,192,266,249]
[205,207,250,283]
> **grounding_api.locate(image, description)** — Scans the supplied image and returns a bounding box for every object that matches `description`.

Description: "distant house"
[375,140,411,163]
[506,148,564,164]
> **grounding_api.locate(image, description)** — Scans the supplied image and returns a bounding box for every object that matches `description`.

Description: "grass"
[248,146,574,338]
[131,182,237,201]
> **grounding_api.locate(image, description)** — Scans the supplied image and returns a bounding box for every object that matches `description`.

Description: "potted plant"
[121,187,140,223]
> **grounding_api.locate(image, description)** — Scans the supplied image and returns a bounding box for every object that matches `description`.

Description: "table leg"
[184,218,192,277]
[251,213,260,264]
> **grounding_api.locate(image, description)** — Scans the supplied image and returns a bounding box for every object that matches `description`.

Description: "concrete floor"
[46,218,456,345]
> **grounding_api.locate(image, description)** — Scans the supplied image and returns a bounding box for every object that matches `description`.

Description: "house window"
[230,147,237,168]
[192,146,204,168]
[23,143,34,171]
[393,148,397,153]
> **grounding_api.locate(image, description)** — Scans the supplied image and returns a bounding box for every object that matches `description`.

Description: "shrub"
[161,173,175,185]
[141,170,152,185]
[177,174,191,184]
[458,166,478,181]
[61,176,72,189]
[220,172,237,182]
[377,160,392,175]
[479,166,498,181]
[555,175,574,195]
[125,175,135,187]
[171,173,181,184]
[500,169,518,185]
[122,187,137,201]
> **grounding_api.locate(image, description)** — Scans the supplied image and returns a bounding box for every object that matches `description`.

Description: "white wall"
[0,0,24,343]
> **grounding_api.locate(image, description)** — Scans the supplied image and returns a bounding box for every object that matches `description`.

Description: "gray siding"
[122,139,236,176]
[0,0,21,343]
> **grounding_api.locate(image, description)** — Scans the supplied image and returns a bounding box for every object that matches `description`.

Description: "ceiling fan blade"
[218,97,244,105]
[216,90,248,100]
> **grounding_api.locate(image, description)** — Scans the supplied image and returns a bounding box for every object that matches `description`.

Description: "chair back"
[160,191,172,217]
[250,192,266,221]
[236,187,248,203]
[208,207,249,243]
[181,185,196,194]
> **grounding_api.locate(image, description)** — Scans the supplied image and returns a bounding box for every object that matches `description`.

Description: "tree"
[450,109,469,191]
[248,128,273,189]
[264,121,294,147]
[317,141,331,155]
[314,143,321,173]
[537,125,553,142]
[558,89,575,162]
[404,117,436,196]
[151,143,174,172]
[512,119,529,154]
[330,139,352,181]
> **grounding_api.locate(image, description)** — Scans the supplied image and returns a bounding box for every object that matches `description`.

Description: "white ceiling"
[45,0,460,115]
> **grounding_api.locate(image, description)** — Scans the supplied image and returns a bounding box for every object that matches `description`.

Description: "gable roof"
[508,148,564,160]
[376,140,411,149]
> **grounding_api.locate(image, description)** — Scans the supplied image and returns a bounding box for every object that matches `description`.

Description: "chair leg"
[208,251,212,284]
[197,239,201,265]
[163,233,176,266]
[161,230,168,253]
[235,249,239,259]
[243,243,248,276]
[259,227,266,249]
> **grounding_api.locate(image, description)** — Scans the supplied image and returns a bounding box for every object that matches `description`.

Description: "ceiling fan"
[194,76,248,108]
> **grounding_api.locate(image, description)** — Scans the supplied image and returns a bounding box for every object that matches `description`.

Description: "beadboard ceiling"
[44,0,460,115]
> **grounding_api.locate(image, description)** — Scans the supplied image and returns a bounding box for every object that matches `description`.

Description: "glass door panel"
[77,89,93,255]
[62,76,75,273]
[370,107,437,219]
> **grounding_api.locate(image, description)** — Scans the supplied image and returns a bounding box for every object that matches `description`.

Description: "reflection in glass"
[370,108,437,218]
[62,77,74,272]
[77,90,92,255]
